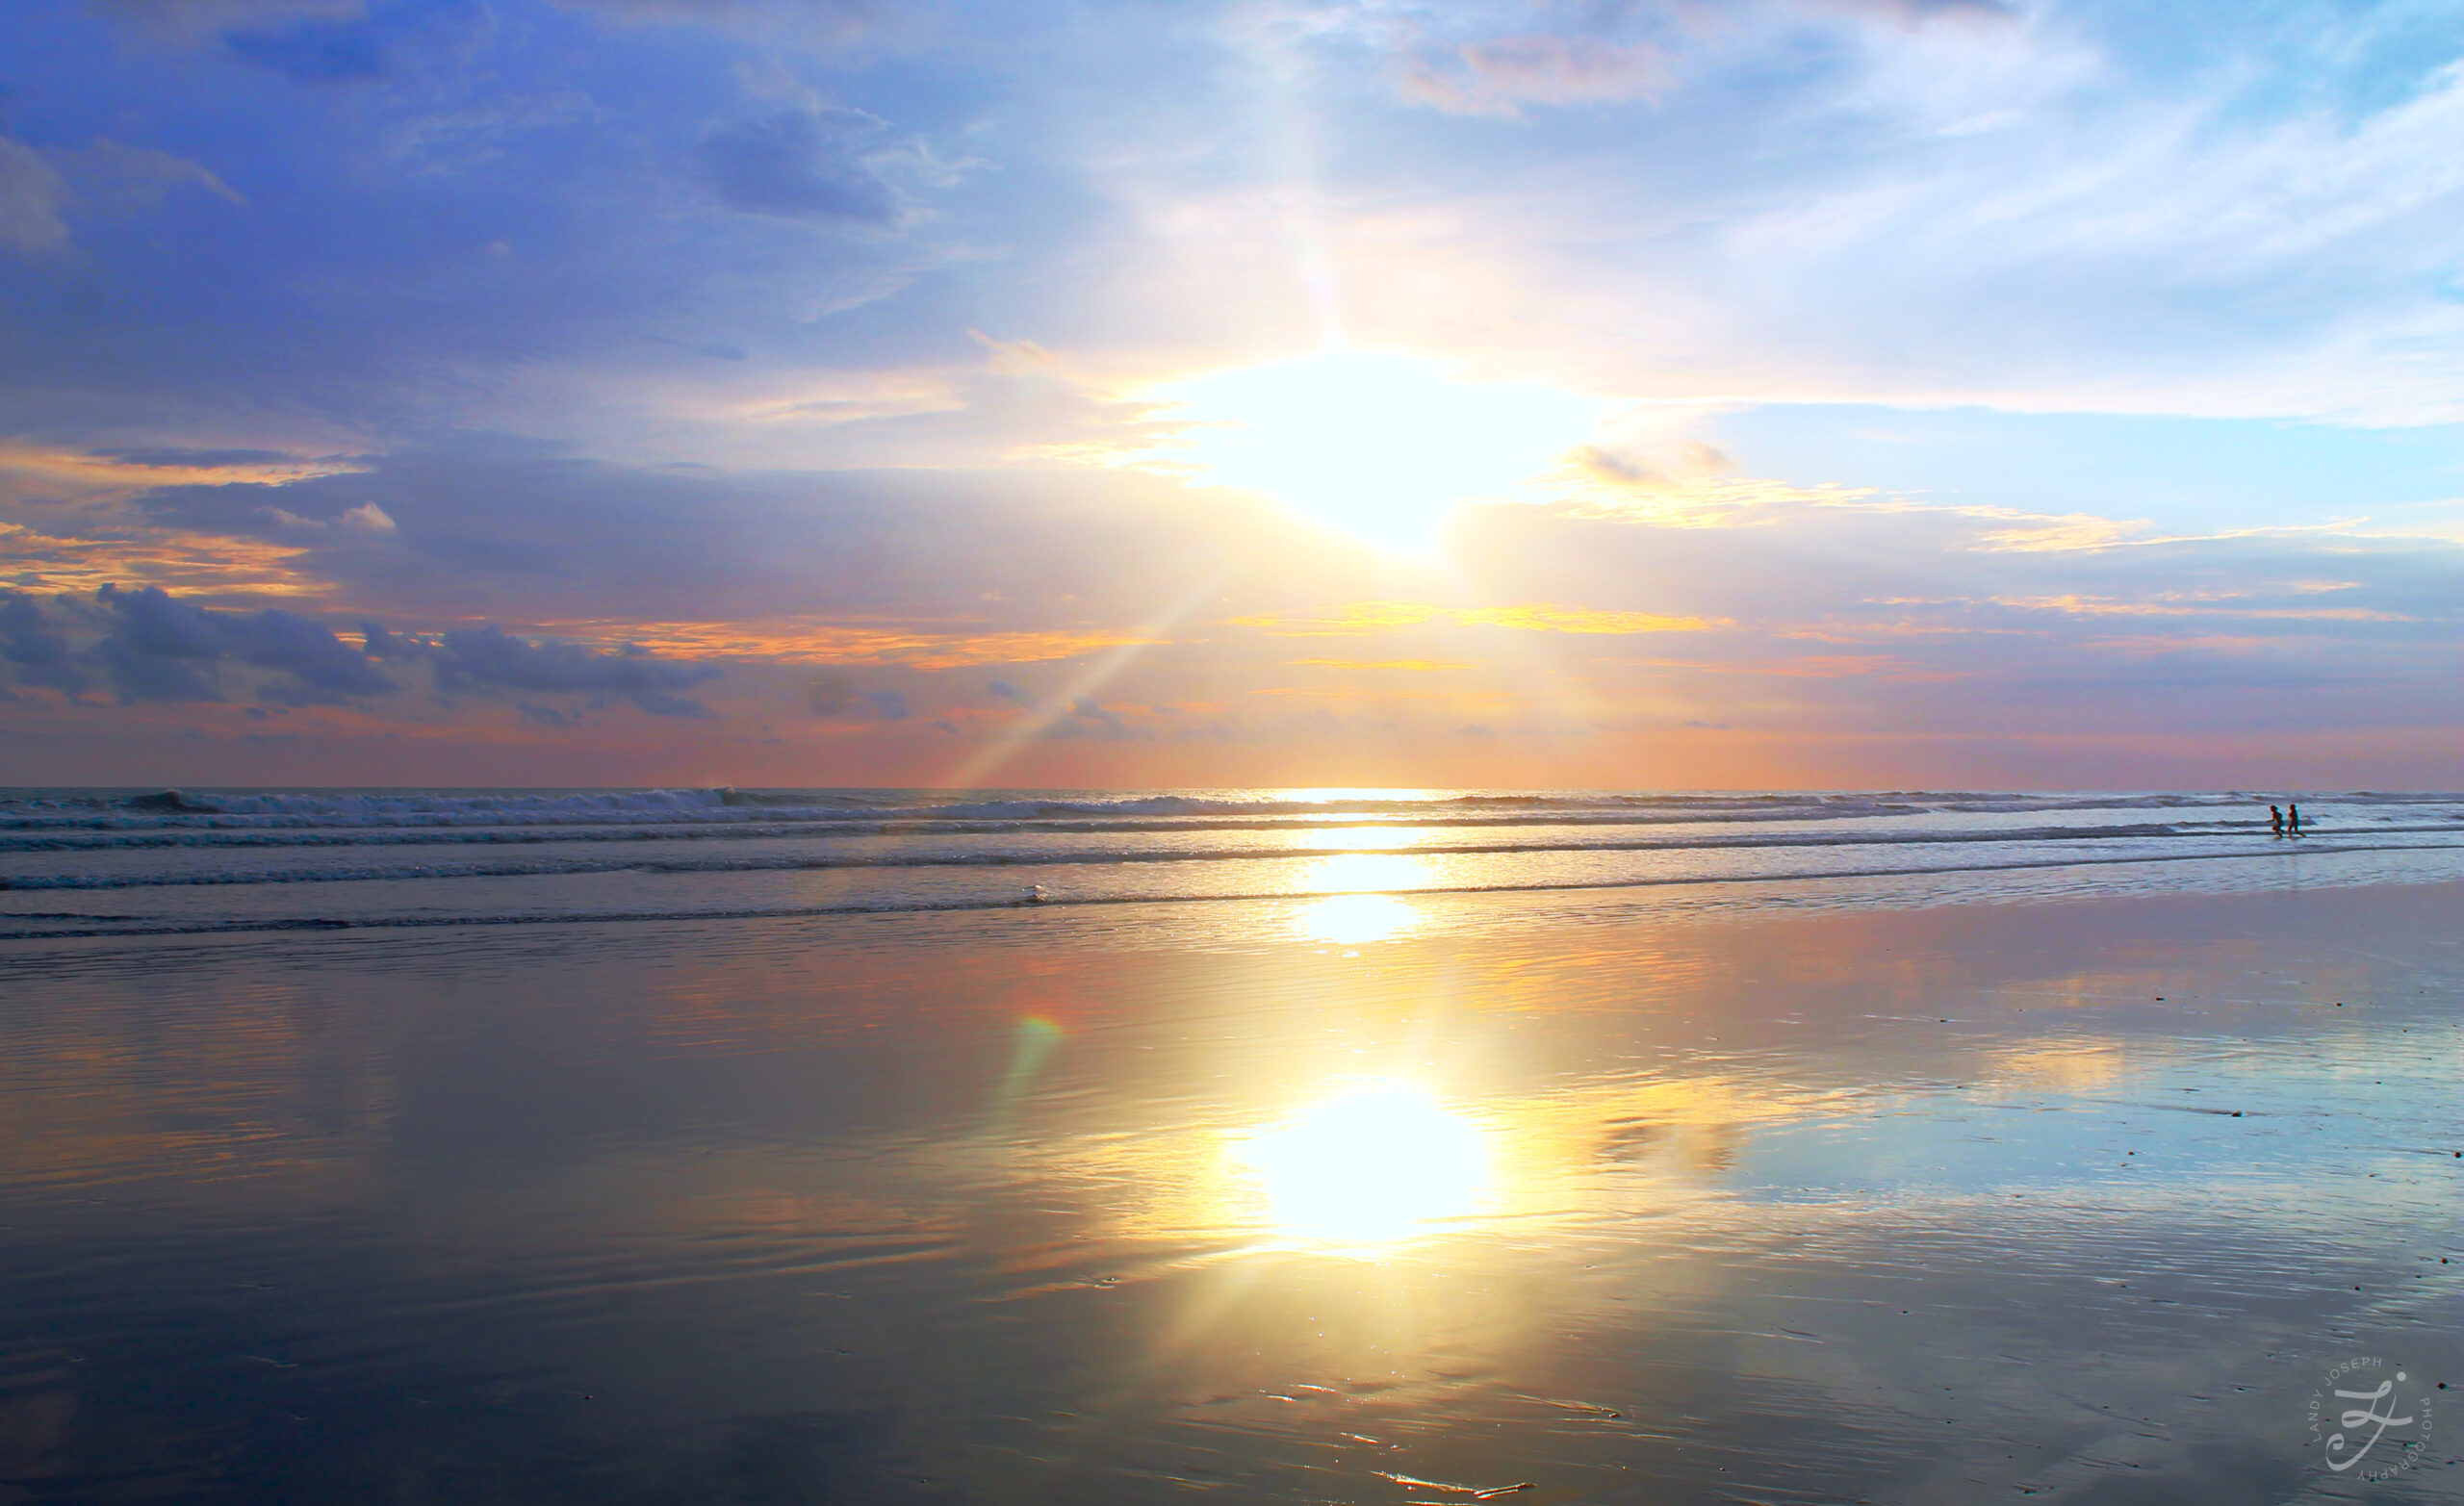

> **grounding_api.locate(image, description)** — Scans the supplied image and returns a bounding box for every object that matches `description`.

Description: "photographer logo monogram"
[2306,1357,2432,1482]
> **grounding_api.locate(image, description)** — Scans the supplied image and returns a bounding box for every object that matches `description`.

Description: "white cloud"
[0,140,69,252]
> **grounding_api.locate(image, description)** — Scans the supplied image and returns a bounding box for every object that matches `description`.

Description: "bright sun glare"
[1233,1081,1492,1248]
[1296,892,1421,945]
[1153,350,1598,549]
[1307,852,1424,892]
[1293,854,1428,942]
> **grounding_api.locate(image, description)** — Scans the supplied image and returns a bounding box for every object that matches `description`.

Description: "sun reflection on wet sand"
[1296,892,1422,944]
[1231,1081,1491,1249]
[9,884,2461,1502]
[1288,852,1435,942]
[1296,824,1419,851]
[1306,851,1426,893]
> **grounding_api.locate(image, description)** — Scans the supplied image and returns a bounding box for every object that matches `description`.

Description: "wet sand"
[0,879,2457,1503]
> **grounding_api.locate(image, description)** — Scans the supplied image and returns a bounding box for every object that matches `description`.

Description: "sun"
[1150,350,1600,549]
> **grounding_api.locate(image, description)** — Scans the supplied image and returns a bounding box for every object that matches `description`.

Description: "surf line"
[1,839,2453,941]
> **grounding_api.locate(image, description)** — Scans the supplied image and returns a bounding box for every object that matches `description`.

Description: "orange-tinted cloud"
[529,616,1164,668]
[0,521,326,597]
[1456,604,1722,633]
[0,444,359,498]
[1234,601,1718,636]
[1290,659,1476,671]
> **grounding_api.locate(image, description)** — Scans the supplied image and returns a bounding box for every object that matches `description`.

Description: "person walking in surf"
[2269,804,2285,836]
[2287,803,2303,835]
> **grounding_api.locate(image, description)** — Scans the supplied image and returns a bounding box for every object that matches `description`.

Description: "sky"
[0,0,2457,789]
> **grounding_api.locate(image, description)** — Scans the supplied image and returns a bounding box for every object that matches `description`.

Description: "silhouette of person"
[2287,803,2303,835]
[2269,804,2284,836]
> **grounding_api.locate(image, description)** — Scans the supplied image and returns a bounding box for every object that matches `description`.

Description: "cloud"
[549,0,877,46]
[120,442,1309,633]
[0,0,2454,788]
[219,0,496,83]
[424,625,722,716]
[1458,604,1720,634]
[76,0,355,42]
[5,583,740,719]
[0,140,70,252]
[1572,442,1736,490]
[221,15,395,79]
[1402,35,1673,117]
[386,89,604,174]
[96,583,398,703]
[1046,698,1134,740]
[262,499,397,533]
[53,140,248,211]
[0,594,93,696]
[696,108,903,225]
[1233,602,1718,635]
[805,673,853,714]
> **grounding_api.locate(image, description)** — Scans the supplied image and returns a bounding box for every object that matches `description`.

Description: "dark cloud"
[550,0,876,41]
[222,19,389,80]
[1047,699,1133,740]
[96,584,398,703]
[425,625,721,717]
[805,673,854,715]
[371,616,723,716]
[696,109,902,226]
[97,630,224,702]
[986,678,1029,703]
[860,688,908,720]
[0,587,697,716]
[219,0,495,84]
[0,593,93,696]
[360,623,426,659]
[95,446,299,469]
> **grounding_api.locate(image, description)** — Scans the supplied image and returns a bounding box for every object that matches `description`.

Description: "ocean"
[2,789,2458,1503]
[4,786,2459,939]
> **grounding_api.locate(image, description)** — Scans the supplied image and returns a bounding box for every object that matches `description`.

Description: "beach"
[13,0,2457,1497]
[0,791,2457,1502]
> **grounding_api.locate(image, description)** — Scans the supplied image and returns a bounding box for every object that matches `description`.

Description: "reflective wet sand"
[1,881,2457,1502]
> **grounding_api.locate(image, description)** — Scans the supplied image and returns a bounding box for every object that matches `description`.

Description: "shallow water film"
[2,877,2458,1503]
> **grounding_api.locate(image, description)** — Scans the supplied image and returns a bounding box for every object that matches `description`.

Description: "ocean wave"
[0,804,2087,853]
[4,786,2446,849]
[0,785,1894,830]
[0,784,2319,830]
[2,839,2455,941]
[5,823,2458,891]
